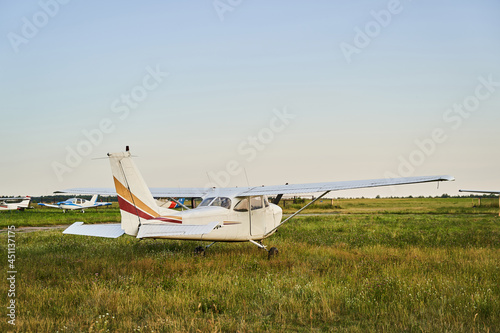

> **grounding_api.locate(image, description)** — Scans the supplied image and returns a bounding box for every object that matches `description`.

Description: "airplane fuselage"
[136,195,283,241]
[0,197,31,211]
[39,196,111,212]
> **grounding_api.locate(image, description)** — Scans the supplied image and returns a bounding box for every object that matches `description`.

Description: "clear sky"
[1,0,499,197]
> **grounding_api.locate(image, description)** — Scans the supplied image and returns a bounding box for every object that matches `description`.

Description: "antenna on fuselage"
[243,168,250,187]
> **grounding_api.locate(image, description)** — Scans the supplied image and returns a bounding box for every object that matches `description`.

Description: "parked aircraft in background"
[0,196,31,211]
[459,189,500,216]
[38,195,112,213]
[459,189,500,195]
[156,197,185,209]
[61,147,454,257]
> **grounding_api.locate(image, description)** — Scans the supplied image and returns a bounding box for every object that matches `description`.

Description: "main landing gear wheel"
[194,246,205,256]
[268,247,279,259]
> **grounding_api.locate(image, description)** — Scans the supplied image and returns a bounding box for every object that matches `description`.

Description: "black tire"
[194,246,205,256]
[268,247,279,259]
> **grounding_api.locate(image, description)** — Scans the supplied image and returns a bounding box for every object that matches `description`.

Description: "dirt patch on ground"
[0,225,68,233]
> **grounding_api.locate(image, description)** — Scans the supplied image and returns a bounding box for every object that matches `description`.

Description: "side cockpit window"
[199,197,232,209]
[199,197,215,207]
[234,198,249,212]
[211,197,232,209]
[234,196,265,212]
[250,196,263,210]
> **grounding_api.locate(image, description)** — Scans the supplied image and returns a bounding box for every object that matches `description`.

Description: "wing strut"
[272,183,288,205]
[264,190,331,237]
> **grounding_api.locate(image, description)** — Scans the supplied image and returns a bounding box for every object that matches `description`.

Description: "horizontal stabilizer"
[63,222,125,238]
[137,221,219,239]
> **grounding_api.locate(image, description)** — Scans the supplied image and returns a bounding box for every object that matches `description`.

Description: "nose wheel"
[194,242,216,256]
[267,247,279,259]
[194,246,205,256]
[249,240,279,259]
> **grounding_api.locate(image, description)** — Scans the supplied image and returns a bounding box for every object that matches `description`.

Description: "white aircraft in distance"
[0,196,31,211]
[459,189,500,195]
[38,195,112,213]
[61,147,454,257]
[459,189,500,216]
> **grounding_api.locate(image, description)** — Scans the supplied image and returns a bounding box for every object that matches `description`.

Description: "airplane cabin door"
[250,196,269,237]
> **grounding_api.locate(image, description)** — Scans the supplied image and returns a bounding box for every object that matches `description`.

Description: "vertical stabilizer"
[108,151,160,236]
[90,194,98,203]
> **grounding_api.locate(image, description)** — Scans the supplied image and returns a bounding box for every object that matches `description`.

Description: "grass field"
[1,198,499,332]
[280,196,500,215]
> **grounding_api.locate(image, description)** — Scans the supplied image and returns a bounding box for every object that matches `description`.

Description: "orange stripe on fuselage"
[161,215,182,221]
[113,176,159,218]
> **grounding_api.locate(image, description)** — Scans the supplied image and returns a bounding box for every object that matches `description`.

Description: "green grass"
[2,197,498,229]
[282,197,499,215]
[0,204,120,228]
[0,199,499,332]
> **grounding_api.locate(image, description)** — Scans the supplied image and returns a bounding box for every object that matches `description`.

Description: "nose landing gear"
[267,247,279,259]
[249,240,279,259]
[194,242,216,256]
[194,246,205,256]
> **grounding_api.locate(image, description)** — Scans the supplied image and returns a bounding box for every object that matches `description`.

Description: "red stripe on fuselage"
[117,196,155,220]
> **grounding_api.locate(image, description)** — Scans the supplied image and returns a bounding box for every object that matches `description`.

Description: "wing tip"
[441,175,455,182]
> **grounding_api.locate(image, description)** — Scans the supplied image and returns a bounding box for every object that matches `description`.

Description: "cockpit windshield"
[199,197,215,207]
[199,197,231,209]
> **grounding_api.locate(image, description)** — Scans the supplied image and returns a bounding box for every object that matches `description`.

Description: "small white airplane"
[61,147,454,257]
[0,196,31,211]
[38,195,112,213]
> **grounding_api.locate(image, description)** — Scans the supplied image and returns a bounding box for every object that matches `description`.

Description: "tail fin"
[20,196,31,209]
[108,151,162,236]
[90,194,98,203]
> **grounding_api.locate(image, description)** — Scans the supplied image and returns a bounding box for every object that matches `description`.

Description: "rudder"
[108,151,160,236]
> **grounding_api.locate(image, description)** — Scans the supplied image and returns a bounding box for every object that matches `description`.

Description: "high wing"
[237,175,455,196]
[0,197,29,201]
[55,188,117,195]
[459,189,500,194]
[56,187,211,198]
[58,175,454,198]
